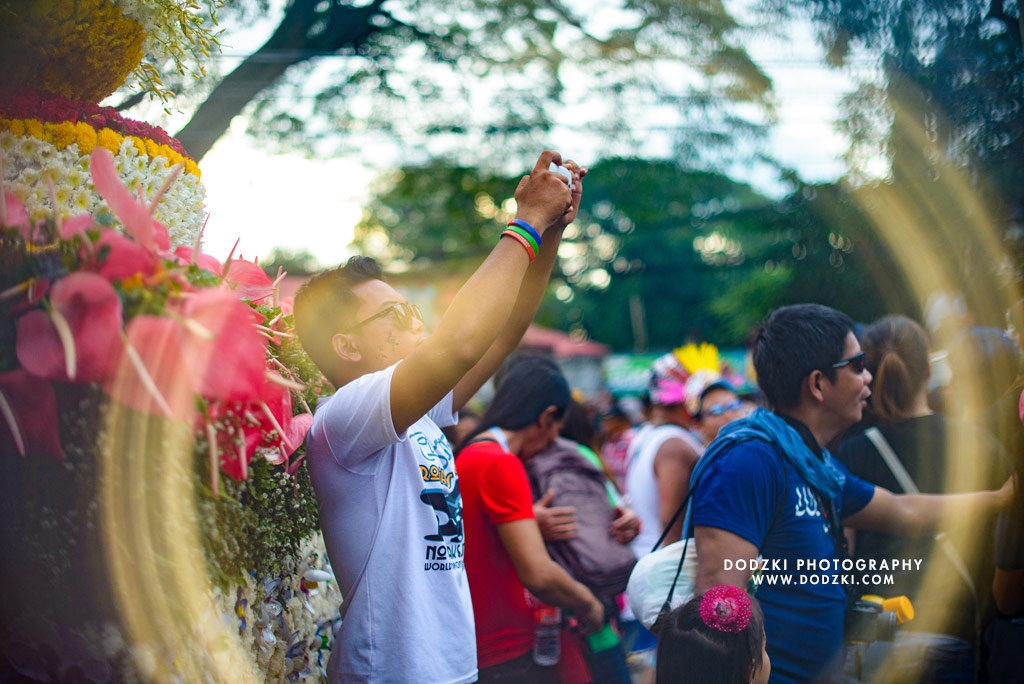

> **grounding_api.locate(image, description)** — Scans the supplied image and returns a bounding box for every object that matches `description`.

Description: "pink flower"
[223,258,274,303]
[173,245,223,276]
[93,228,161,281]
[90,148,170,252]
[176,289,267,403]
[2,190,30,235]
[0,369,62,460]
[60,214,95,240]
[206,374,313,480]
[15,273,123,383]
[104,315,195,421]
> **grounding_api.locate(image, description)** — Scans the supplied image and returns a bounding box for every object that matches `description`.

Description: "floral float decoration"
[0,146,340,682]
[0,0,217,248]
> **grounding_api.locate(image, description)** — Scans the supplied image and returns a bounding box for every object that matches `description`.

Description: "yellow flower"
[10,119,26,137]
[25,119,44,139]
[51,122,77,149]
[75,123,97,154]
[97,128,122,154]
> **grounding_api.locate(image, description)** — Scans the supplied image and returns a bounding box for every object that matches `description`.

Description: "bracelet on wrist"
[507,219,542,246]
[504,223,540,253]
[501,229,537,262]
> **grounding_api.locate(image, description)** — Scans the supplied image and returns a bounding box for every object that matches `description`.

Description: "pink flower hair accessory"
[699,584,752,634]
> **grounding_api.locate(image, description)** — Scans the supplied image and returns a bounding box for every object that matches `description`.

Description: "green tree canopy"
[355,157,908,350]
[126,0,776,167]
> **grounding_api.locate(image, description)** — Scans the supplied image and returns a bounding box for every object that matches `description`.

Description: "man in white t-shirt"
[293,151,584,684]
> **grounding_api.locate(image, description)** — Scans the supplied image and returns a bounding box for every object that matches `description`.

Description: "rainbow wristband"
[504,223,540,254]
[501,229,536,262]
[507,219,541,246]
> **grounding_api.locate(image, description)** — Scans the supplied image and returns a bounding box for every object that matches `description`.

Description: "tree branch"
[114,91,148,111]
[174,0,390,161]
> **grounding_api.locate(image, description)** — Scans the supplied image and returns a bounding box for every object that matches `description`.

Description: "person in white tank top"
[625,392,704,558]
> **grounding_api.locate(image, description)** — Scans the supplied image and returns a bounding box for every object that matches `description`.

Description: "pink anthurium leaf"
[15,273,123,383]
[93,228,160,281]
[178,289,267,402]
[89,148,167,252]
[283,413,313,458]
[173,246,223,276]
[60,214,95,240]
[224,259,274,303]
[104,315,194,421]
[0,369,62,461]
[3,190,30,234]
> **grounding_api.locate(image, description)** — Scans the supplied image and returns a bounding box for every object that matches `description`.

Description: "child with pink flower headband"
[655,584,770,684]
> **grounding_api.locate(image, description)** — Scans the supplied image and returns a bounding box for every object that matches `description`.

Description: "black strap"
[649,439,789,633]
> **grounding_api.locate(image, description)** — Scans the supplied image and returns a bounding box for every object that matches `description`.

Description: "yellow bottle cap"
[881,596,914,623]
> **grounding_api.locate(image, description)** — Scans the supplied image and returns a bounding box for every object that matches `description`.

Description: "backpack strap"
[864,427,979,625]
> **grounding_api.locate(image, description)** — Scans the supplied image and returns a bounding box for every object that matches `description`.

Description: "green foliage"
[767,0,1024,278]
[261,247,321,277]
[165,0,776,162]
[356,157,907,350]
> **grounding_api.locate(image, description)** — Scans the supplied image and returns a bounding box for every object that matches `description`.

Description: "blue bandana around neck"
[683,408,846,535]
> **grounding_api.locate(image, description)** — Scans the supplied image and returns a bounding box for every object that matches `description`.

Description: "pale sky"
[168,2,869,266]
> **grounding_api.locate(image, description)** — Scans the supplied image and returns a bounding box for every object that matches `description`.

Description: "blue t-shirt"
[692,438,874,684]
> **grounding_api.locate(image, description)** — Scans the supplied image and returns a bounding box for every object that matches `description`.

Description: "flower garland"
[109,0,226,102]
[0,0,223,103]
[1,88,193,160]
[0,0,147,103]
[1,129,204,248]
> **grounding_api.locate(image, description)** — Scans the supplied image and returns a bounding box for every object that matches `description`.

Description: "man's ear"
[331,332,361,363]
[805,369,826,404]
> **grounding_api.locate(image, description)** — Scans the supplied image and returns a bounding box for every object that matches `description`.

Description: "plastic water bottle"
[533,605,561,666]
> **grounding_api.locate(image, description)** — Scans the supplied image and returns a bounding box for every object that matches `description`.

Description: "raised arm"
[389,151,572,433]
[843,478,1014,535]
[451,161,586,410]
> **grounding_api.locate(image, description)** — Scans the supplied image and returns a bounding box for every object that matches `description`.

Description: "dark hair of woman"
[655,590,766,684]
[457,360,570,453]
[862,315,930,424]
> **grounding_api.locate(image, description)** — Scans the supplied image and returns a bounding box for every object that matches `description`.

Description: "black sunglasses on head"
[831,351,866,374]
[344,301,423,334]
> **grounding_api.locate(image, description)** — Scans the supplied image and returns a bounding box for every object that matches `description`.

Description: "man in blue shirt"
[691,304,1012,683]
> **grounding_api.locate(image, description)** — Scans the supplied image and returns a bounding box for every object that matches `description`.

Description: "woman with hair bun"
[837,315,1008,683]
[655,585,769,684]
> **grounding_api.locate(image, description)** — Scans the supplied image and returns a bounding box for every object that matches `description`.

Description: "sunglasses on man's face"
[831,351,866,374]
[703,398,743,417]
[344,301,423,334]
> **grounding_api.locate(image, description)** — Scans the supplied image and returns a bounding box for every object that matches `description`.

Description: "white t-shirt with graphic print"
[306,363,476,684]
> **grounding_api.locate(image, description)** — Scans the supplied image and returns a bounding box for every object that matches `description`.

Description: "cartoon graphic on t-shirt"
[420,481,463,542]
[414,431,452,469]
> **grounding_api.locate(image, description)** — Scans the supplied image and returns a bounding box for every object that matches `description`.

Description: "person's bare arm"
[843,479,1013,535]
[993,568,1024,615]
[451,163,586,410]
[496,518,604,632]
[653,438,701,545]
[693,526,759,594]
[389,151,571,433]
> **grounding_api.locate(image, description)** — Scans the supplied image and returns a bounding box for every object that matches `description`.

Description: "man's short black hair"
[293,256,383,380]
[753,303,855,410]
